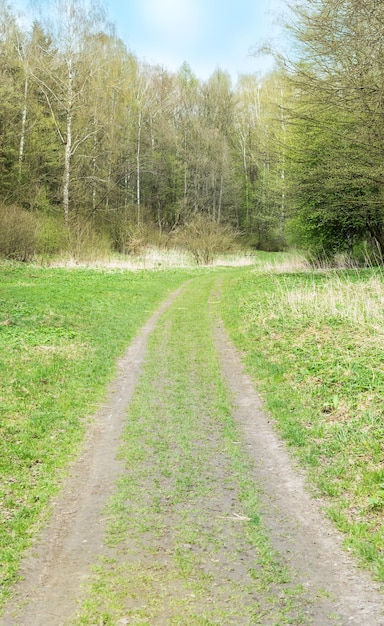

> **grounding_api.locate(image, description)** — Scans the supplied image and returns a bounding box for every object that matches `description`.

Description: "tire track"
[214,317,384,626]
[1,288,184,626]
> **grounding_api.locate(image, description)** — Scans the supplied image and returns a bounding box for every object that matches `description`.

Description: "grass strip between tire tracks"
[3,259,384,621]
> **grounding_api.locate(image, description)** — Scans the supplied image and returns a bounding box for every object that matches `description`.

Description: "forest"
[1,0,384,263]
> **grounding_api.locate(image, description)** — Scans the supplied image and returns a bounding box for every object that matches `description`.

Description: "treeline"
[281,0,384,262]
[0,0,285,261]
[2,0,383,263]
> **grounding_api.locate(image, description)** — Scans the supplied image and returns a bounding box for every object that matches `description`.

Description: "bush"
[110,206,159,256]
[0,204,40,261]
[175,214,237,264]
[36,215,69,258]
[66,219,112,262]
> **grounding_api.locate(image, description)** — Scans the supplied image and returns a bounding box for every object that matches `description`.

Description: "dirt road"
[2,281,383,625]
[1,290,182,626]
[216,320,384,625]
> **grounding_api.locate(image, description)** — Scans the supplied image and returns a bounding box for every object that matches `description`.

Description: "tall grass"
[279,271,384,331]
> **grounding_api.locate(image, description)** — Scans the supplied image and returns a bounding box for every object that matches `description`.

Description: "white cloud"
[141,0,203,41]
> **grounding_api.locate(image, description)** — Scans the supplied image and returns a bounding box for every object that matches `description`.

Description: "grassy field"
[0,262,193,605]
[220,265,384,581]
[1,255,384,616]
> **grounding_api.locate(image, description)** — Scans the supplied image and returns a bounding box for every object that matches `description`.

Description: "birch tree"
[33,0,111,224]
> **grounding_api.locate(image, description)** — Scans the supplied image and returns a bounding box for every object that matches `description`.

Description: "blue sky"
[107,0,285,81]
[14,0,286,82]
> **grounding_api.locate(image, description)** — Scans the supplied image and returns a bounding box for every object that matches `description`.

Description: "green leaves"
[284,0,384,260]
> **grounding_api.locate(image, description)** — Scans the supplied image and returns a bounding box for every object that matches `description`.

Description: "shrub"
[0,204,40,261]
[36,215,69,258]
[110,206,159,256]
[66,218,112,262]
[175,214,237,264]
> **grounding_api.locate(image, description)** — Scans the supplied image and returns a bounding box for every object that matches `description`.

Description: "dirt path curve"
[1,289,183,626]
[214,319,384,626]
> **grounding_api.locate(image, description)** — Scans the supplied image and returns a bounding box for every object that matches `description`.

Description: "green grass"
[0,262,193,607]
[72,274,311,625]
[220,266,384,581]
[2,254,384,620]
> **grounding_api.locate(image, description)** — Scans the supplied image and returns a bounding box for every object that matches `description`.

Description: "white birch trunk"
[124,162,130,209]
[18,76,28,183]
[136,109,142,224]
[218,173,223,223]
[241,136,249,224]
[63,58,73,225]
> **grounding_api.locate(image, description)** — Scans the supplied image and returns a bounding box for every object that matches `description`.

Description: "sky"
[106,0,285,81]
[13,0,287,83]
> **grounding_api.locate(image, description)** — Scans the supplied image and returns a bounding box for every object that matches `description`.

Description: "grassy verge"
[72,274,313,625]
[0,262,192,607]
[220,266,384,581]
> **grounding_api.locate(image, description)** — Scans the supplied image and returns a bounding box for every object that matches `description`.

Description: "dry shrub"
[66,218,112,262]
[110,206,159,256]
[0,204,40,261]
[175,214,237,265]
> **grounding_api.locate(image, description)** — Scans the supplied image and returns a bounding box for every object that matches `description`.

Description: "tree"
[32,0,112,224]
[233,72,287,247]
[0,1,23,198]
[283,0,384,258]
[0,0,291,256]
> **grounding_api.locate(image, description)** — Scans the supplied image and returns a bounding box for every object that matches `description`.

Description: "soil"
[2,288,384,625]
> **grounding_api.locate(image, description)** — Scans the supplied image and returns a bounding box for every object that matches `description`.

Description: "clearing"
[2,274,384,625]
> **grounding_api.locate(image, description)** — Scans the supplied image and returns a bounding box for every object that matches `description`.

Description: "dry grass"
[251,251,309,274]
[47,247,260,270]
[47,248,309,271]
[49,247,194,270]
[278,272,384,334]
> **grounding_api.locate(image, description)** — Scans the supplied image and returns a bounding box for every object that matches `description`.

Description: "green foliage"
[12,0,384,260]
[284,106,378,260]
[36,214,69,258]
[284,0,384,259]
[0,1,285,251]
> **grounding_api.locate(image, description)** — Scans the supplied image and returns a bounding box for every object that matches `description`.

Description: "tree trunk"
[242,140,249,224]
[368,224,384,261]
[218,173,224,223]
[136,109,142,224]
[18,76,28,183]
[63,58,73,226]
[124,161,130,209]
